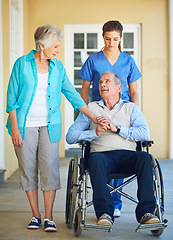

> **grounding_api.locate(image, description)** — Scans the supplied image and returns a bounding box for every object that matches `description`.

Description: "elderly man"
[66,71,159,226]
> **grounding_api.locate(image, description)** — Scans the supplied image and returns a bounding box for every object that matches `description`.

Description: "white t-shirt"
[26,72,49,127]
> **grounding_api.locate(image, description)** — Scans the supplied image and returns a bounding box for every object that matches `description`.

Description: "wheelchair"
[65,140,168,237]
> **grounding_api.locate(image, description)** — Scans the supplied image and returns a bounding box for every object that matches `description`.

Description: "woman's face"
[103,31,121,52]
[42,37,61,59]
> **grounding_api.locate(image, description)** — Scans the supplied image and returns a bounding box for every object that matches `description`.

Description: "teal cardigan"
[6,50,85,142]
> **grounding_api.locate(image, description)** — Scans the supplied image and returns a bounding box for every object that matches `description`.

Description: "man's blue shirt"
[66,99,150,144]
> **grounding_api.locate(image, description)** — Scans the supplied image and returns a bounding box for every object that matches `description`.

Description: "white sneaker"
[113,209,121,218]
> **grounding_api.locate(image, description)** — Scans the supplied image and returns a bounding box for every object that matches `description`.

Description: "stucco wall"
[2,0,29,180]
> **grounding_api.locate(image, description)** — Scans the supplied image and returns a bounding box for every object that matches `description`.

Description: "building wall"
[27,0,169,158]
[2,0,29,180]
[2,0,169,179]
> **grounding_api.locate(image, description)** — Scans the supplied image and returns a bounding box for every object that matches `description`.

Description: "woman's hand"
[9,110,23,147]
[11,128,23,147]
[92,116,99,124]
[96,116,110,126]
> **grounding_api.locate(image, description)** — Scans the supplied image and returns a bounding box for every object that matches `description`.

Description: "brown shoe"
[140,213,160,224]
[96,213,113,226]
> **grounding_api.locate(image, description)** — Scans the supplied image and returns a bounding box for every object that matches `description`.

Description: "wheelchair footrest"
[136,222,167,232]
[81,223,112,232]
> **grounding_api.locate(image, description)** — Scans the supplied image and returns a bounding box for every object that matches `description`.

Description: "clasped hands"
[95,116,118,136]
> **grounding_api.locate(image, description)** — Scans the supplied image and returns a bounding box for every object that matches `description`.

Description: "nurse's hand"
[11,128,23,147]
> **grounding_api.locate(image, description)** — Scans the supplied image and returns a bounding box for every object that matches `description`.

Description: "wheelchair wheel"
[65,158,73,225]
[151,157,165,237]
[65,154,78,229]
[74,208,82,237]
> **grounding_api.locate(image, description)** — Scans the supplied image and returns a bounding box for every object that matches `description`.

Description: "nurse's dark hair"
[101,71,122,97]
[102,20,123,51]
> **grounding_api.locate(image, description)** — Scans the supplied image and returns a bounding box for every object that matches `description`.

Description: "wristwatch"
[116,125,121,134]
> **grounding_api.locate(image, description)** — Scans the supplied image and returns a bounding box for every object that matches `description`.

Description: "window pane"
[74,33,84,49]
[124,51,134,58]
[87,51,96,57]
[74,70,83,85]
[123,33,134,48]
[74,51,85,67]
[87,33,97,49]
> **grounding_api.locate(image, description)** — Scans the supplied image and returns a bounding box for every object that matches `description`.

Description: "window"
[10,0,23,71]
[64,24,103,149]
[64,24,141,150]
[122,24,141,106]
[73,31,102,119]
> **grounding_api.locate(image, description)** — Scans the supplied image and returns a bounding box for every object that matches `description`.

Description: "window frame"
[9,0,23,71]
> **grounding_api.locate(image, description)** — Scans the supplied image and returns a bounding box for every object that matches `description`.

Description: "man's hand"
[96,122,110,136]
[11,128,23,147]
[96,116,118,133]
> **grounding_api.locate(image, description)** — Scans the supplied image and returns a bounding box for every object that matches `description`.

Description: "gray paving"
[0,158,172,240]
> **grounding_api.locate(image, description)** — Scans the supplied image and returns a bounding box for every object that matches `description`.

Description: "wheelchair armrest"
[78,140,88,147]
[142,140,154,148]
[136,140,154,152]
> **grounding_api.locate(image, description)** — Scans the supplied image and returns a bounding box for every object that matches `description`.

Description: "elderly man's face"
[99,73,121,99]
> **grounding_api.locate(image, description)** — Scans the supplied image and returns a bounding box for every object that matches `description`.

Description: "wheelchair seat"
[65,140,168,237]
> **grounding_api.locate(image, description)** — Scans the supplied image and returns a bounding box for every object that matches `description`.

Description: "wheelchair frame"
[65,141,168,237]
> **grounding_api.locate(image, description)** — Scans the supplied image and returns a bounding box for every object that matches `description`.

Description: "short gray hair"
[34,24,63,51]
[101,71,122,97]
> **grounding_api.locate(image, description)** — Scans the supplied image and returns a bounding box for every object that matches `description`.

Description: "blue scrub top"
[78,51,141,101]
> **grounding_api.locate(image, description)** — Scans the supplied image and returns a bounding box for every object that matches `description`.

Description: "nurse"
[78,20,141,217]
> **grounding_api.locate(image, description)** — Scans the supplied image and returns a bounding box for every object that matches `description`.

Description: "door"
[64,23,141,150]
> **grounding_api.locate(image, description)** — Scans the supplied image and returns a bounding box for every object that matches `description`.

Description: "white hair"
[34,24,63,51]
[101,71,122,97]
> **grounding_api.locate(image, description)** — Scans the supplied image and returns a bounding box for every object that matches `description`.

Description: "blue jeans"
[88,150,156,222]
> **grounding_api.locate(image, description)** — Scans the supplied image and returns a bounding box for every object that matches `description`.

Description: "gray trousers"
[14,126,61,191]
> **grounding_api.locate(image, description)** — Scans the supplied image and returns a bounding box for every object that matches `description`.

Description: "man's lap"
[89,149,151,176]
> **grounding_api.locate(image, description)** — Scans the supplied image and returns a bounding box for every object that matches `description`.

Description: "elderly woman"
[6,24,97,232]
